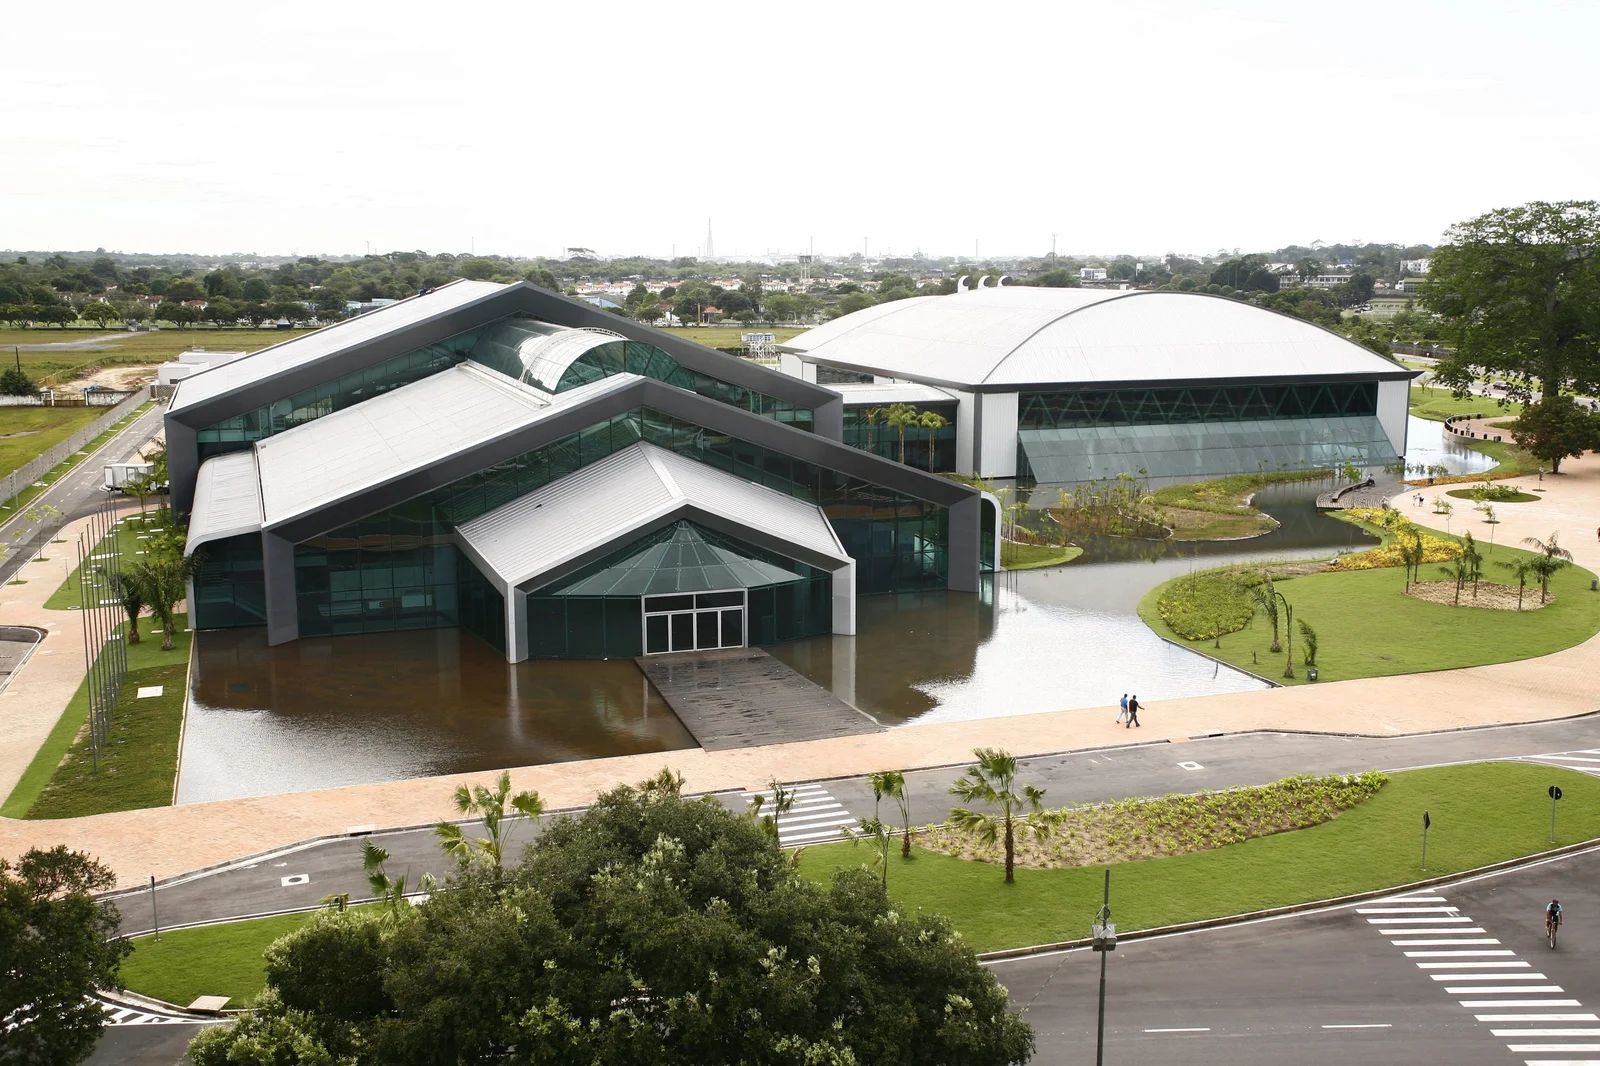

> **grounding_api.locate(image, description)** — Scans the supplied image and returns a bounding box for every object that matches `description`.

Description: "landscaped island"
[1138,507,1600,684]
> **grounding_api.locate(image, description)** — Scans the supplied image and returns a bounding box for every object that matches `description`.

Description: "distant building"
[1079,267,1108,281]
[1400,258,1432,275]
[1305,274,1353,290]
[1395,278,1425,294]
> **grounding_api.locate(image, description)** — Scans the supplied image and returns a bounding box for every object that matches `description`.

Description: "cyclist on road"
[1547,899,1563,936]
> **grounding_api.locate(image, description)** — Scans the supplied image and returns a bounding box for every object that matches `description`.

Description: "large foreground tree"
[1424,201,1600,402]
[191,778,1034,1066]
[0,847,130,1066]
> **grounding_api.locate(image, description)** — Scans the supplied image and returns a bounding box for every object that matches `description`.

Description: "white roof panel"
[169,280,507,412]
[457,442,847,589]
[185,451,263,553]
[253,363,633,527]
[825,381,957,405]
[782,287,1407,388]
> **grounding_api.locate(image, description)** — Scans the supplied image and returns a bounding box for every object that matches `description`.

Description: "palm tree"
[748,779,797,844]
[434,770,544,874]
[870,769,913,858]
[1249,574,1281,652]
[846,817,896,887]
[1522,532,1573,603]
[126,554,197,650]
[98,567,145,644]
[916,410,949,472]
[1437,559,1468,604]
[1298,618,1318,668]
[1497,558,1536,610]
[1397,530,1426,589]
[863,406,885,457]
[1460,532,1484,599]
[884,403,919,465]
[353,840,434,926]
[949,748,1057,883]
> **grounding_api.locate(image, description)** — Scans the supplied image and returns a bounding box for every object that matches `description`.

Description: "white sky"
[6,0,1597,260]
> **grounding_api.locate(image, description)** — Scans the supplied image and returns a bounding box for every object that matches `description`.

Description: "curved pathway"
[6,458,1600,889]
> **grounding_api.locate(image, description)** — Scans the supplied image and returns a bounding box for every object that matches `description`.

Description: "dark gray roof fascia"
[801,358,1418,394]
[168,282,838,430]
[268,376,974,545]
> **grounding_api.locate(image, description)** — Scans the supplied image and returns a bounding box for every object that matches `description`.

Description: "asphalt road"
[92,833,1600,1066]
[0,398,166,585]
[992,843,1600,1064]
[109,716,1600,936]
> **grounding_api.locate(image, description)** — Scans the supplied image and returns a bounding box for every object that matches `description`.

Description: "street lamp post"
[1091,869,1117,1066]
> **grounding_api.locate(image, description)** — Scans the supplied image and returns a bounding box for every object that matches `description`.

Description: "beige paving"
[5,461,1600,889]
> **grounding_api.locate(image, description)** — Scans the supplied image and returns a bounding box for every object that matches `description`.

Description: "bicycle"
[1547,914,1561,949]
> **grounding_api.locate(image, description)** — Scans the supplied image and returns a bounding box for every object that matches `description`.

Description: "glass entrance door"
[642,590,746,654]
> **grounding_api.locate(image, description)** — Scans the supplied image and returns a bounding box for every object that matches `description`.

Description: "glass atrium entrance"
[643,590,746,654]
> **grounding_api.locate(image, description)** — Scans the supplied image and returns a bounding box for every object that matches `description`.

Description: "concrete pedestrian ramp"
[635,647,883,751]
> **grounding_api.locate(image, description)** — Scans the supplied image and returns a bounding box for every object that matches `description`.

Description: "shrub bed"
[1155,571,1260,639]
[922,771,1388,869]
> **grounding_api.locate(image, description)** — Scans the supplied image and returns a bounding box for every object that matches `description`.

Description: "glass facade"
[190,533,266,629]
[1017,381,1379,430]
[194,331,483,460]
[295,406,946,641]
[468,317,814,431]
[525,520,831,659]
[842,403,957,472]
[1018,416,1400,486]
[1015,380,1396,486]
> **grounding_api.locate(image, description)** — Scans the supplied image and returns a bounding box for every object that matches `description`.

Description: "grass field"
[1152,471,1327,540]
[654,325,804,349]
[0,328,310,384]
[0,406,105,474]
[115,762,1600,999]
[0,401,154,520]
[1001,542,1083,569]
[797,762,1600,952]
[1139,531,1600,685]
[0,614,191,819]
[45,512,163,610]
[1445,487,1541,504]
[121,911,321,1008]
[1410,384,1523,423]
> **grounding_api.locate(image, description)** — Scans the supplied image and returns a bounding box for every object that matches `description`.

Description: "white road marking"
[1462,1000,1584,1008]
[1418,961,1531,968]
[1359,906,1461,914]
[1475,1015,1600,1022]
[1394,939,1503,946]
[1493,1030,1600,1037]
[1406,950,1516,957]
[1321,1023,1392,1029]
[1507,1045,1600,1053]
[1143,1027,1209,1033]
[1440,974,1550,981]
[1448,987,1566,995]
[1368,916,1475,924]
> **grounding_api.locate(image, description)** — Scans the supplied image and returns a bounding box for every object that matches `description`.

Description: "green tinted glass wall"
[556,340,814,432]
[194,329,484,460]
[191,533,266,629]
[293,526,464,637]
[1018,381,1379,430]
[842,403,957,471]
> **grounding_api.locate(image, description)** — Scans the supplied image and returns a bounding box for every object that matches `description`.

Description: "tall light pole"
[1091,869,1116,1065]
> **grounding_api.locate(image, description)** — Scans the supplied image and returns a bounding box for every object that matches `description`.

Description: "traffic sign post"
[1549,785,1563,843]
[1090,869,1115,1066]
[1422,810,1431,871]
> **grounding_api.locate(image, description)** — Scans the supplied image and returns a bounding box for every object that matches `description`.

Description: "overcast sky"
[7,0,1596,261]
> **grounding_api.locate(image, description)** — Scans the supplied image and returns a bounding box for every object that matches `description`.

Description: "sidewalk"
[5,459,1600,889]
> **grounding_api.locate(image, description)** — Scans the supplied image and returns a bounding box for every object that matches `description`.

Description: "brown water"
[177,481,1381,803]
[176,628,695,803]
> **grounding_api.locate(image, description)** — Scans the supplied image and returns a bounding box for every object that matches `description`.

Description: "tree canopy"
[1424,201,1600,401]
[0,847,130,1066]
[191,780,1034,1066]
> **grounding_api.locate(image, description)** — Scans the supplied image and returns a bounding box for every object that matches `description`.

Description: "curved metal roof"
[782,287,1409,389]
[468,318,626,393]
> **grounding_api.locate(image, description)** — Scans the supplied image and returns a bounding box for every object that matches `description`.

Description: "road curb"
[977,834,1600,962]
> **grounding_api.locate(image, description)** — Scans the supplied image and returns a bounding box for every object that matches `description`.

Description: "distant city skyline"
[6,1,1595,259]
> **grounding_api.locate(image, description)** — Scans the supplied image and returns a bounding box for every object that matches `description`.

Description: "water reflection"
[177,628,695,803]
[1403,414,1498,476]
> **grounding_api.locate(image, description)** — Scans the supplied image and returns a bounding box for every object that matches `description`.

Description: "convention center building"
[169,281,985,661]
[777,283,1415,486]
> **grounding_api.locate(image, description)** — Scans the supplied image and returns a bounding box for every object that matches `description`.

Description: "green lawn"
[1138,536,1600,685]
[115,762,1600,994]
[1409,385,1523,423]
[1001,542,1082,569]
[0,401,154,518]
[654,325,803,349]
[0,406,104,474]
[121,911,320,1008]
[1446,487,1541,504]
[0,327,310,386]
[801,762,1600,952]
[0,614,191,819]
[45,511,163,609]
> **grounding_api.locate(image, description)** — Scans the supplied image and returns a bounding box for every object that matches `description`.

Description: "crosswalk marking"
[741,784,860,846]
[98,1000,215,1026]
[1516,748,1600,777]
[1360,889,1598,1063]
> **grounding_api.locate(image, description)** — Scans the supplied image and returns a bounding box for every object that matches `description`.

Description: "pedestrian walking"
[1117,693,1128,724]
[1126,695,1140,729]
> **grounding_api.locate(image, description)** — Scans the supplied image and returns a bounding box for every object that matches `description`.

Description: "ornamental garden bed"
[1405,579,1552,611]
